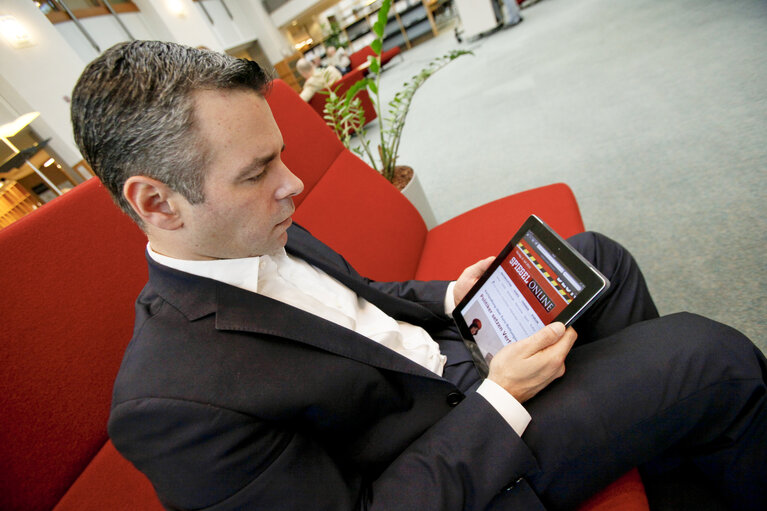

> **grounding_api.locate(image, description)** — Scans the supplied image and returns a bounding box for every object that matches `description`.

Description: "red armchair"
[0,78,648,511]
[349,44,402,71]
[308,67,377,128]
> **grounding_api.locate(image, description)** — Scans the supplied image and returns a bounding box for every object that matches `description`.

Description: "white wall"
[133,0,222,50]
[192,0,295,63]
[0,0,87,166]
[194,0,245,49]
[236,0,296,63]
[271,0,318,28]
[0,0,299,168]
[55,12,154,63]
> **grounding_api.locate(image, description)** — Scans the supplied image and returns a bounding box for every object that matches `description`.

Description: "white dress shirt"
[148,245,531,436]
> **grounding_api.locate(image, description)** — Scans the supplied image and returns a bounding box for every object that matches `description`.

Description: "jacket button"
[446,391,464,407]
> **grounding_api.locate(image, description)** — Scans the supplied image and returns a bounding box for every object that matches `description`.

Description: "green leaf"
[373,20,385,38]
[369,58,380,74]
[371,38,382,55]
[367,80,378,95]
[377,0,391,27]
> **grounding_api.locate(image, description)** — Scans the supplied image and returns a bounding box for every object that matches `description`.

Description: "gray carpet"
[357,0,766,352]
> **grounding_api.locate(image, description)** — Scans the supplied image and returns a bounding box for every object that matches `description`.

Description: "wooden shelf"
[0,181,41,229]
[332,1,438,54]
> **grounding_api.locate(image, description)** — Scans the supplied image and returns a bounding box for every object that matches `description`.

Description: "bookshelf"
[0,180,40,229]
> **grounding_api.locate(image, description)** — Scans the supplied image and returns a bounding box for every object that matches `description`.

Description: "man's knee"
[656,312,765,382]
[566,231,635,276]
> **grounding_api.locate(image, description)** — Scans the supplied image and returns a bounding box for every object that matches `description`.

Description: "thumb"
[520,322,566,356]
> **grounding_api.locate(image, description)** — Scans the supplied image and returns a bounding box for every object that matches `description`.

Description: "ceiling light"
[0,112,39,138]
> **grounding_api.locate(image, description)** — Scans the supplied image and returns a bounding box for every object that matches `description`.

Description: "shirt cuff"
[444,281,457,314]
[475,379,532,437]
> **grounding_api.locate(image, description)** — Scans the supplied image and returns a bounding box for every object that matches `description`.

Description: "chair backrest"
[350,46,375,69]
[0,178,148,511]
[266,79,427,281]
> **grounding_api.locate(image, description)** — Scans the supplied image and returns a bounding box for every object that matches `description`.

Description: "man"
[71,41,766,511]
[326,45,352,75]
[296,56,342,102]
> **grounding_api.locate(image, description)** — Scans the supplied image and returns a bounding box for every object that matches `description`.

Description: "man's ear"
[123,176,185,230]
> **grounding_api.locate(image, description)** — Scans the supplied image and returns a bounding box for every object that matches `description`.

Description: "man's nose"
[276,164,304,199]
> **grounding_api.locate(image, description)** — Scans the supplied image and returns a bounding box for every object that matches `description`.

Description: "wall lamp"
[166,0,187,18]
[0,15,34,49]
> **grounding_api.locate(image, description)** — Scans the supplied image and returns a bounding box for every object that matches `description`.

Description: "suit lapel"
[145,225,445,381]
[214,283,442,381]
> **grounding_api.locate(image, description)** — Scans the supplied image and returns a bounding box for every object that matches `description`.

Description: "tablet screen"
[453,216,608,360]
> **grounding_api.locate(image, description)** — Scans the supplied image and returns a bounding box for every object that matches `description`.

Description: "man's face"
[173,88,304,260]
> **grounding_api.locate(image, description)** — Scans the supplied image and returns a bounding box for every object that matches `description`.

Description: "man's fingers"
[463,256,495,281]
[476,256,495,271]
[453,256,496,305]
[558,326,578,354]
[519,322,566,356]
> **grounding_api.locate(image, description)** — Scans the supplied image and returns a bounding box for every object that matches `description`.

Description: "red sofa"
[308,67,377,128]
[349,44,402,71]
[0,78,648,511]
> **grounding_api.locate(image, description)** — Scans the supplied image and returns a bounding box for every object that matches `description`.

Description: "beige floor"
[355,0,767,351]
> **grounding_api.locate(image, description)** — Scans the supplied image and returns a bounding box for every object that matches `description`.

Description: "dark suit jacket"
[108,224,543,511]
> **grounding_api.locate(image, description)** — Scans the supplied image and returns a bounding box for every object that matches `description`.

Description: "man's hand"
[487,323,577,403]
[453,257,495,305]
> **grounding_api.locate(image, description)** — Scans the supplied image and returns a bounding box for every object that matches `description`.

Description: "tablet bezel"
[452,215,610,345]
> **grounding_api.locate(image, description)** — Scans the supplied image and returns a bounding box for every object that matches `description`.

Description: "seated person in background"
[326,45,352,75]
[71,41,767,511]
[296,57,342,102]
[310,54,324,68]
[494,0,523,27]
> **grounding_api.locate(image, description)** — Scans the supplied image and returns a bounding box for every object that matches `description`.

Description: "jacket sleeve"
[109,392,539,511]
[366,279,452,318]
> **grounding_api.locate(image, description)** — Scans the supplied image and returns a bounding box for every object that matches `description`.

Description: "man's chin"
[274,220,291,248]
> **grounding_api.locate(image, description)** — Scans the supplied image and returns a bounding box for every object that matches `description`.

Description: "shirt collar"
[146,243,286,294]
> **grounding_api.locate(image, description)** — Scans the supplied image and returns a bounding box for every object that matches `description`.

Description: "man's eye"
[246,171,265,182]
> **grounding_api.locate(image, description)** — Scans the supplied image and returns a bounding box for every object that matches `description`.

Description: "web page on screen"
[459,230,585,360]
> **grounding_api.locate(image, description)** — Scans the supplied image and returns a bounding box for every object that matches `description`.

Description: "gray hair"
[71,40,271,223]
[296,58,313,76]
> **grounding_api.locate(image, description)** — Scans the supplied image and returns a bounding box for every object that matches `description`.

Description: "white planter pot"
[401,170,437,229]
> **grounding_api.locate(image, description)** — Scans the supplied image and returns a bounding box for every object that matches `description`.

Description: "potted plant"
[322,0,471,225]
[321,19,347,49]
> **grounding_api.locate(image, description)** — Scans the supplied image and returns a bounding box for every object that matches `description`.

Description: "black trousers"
[436,232,767,511]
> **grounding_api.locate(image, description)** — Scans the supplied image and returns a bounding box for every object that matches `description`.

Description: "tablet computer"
[452,215,609,362]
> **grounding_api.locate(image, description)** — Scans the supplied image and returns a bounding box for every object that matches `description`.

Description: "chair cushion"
[294,150,426,282]
[0,178,147,511]
[49,443,646,511]
[52,441,164,511]
[577,469,649,511]
[415,183,585,281]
